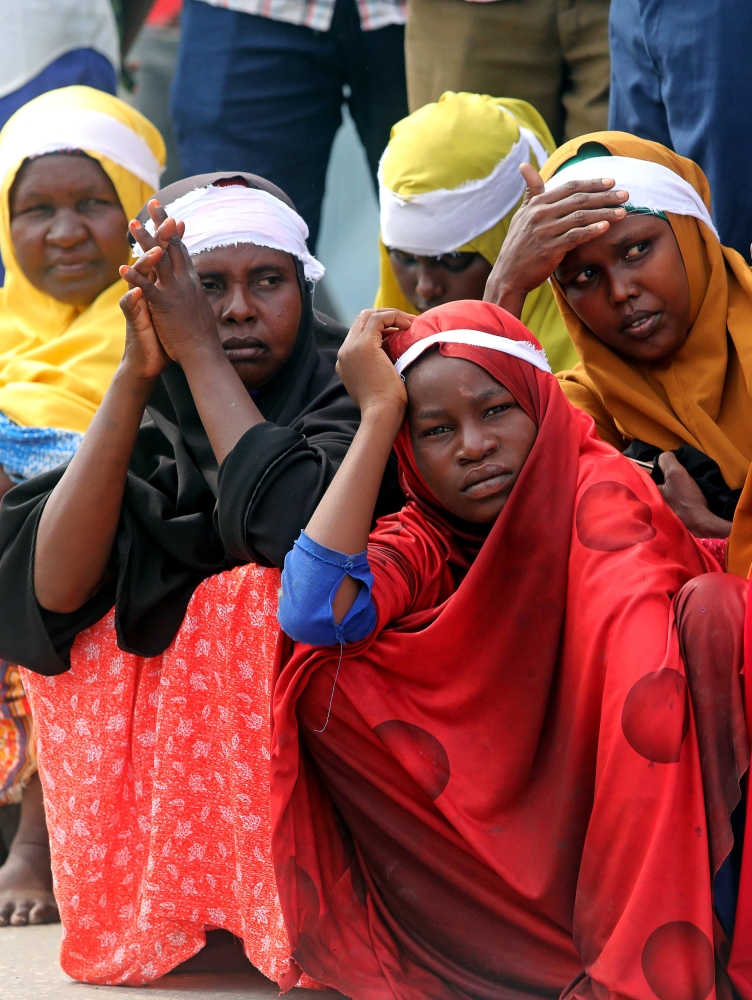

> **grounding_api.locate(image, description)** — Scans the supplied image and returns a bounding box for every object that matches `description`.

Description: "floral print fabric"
[22,563,311,987]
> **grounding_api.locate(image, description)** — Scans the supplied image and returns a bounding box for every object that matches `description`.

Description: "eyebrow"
[414,387,512,419]
[195,265,286,279]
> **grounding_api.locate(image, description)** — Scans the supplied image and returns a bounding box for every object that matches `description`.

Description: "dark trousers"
[609,0,752,260]
[171,0,408,250]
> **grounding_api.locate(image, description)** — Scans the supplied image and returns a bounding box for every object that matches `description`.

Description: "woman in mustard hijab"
[0,85,164,928]
[375,91,578,373]
[483,131,752,577]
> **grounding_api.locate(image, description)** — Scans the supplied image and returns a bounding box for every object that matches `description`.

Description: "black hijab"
[0,174,402,674]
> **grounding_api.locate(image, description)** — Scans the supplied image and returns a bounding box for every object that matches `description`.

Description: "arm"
[483,163,630,316]
[122,203,265,466]
[284,309,411,626]
[33,251,171,613]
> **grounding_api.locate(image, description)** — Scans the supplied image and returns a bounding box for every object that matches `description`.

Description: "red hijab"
[272,301,727,999]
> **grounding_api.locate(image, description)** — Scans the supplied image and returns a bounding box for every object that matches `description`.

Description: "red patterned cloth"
[22,563,317,987]
[271,301,743,1000]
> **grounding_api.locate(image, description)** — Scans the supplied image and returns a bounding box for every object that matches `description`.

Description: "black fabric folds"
[622,439,742,521]
[0,173,403,675]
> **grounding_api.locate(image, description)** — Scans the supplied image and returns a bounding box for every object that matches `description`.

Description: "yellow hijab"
[545,132,752,575]
[375,92,578,373]
[0,86,165,433]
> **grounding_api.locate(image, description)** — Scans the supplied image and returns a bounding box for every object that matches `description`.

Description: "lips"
[620,311,660,339]
[460,464,513,499]
[49,258,97,275]
[222,338,267,362]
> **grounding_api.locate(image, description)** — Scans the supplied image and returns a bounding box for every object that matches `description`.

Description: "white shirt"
[0,0,120,100]
[194,0,406,32]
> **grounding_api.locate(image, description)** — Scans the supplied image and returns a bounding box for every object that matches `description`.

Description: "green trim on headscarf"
[553,141,668,223]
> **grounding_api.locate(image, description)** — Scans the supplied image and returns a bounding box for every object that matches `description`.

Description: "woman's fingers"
[147,198,169,229]
[534,179,628,213]
[129,218,159,253]
[130,246,163,277]
[119,263,160,301]
[519,162,545,202]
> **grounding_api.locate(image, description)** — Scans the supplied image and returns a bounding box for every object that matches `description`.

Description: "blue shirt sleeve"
[278,530,377,646]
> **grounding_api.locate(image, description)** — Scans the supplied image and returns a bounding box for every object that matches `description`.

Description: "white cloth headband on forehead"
[544,155,719,240]
[134,185,325,283]
[394,329,552,376]
[379,109,550,258]
[0,108,162,189]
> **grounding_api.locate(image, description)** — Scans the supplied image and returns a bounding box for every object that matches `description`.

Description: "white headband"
[379,110,549,258]
[134,185,325,283]
[394,329,552,376]
[544,155,719,239]
[0,107,163,190]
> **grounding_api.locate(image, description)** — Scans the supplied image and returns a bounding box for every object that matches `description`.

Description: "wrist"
[483,276,528,319]
[115,361,159,397]
[690,510,732,539]
[360,399,406,430]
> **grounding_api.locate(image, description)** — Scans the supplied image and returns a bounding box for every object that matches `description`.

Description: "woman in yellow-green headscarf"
[375,91,577,372]
[0,84,165,488]
[0,85,163,929]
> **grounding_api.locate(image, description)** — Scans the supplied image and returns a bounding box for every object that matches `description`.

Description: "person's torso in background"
[0,0,120,100]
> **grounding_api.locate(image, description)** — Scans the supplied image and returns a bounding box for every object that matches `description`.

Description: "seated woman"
[375,91,578,372]
[483,132,752,577]
[0,84,165,927]
[0,177,401,984]
[274,301,749,998]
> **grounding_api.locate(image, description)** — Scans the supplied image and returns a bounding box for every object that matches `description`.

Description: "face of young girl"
[406,353,537,524]
[192,243,303,390]
[554,215,691,363]
[10,154,130,307]
[388,249,492,313]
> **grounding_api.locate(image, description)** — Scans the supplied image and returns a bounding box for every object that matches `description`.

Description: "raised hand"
[336,308,413,420]
[484,163,629,316]
[119,200,220,367]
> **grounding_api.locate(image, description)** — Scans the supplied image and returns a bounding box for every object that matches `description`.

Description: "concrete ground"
[0,924,342,999]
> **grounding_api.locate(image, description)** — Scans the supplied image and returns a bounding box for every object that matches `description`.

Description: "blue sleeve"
[278,530,377,646]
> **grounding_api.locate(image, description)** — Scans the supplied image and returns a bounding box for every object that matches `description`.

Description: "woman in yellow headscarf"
[0,84,165,488]
[375,91,578,373]
[0,84,164,929]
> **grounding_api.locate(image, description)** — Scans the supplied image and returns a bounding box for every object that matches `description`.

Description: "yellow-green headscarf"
[0,86,165,433]
[375,92,577,373]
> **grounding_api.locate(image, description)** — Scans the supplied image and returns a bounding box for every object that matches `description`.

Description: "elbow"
[33,570,96,615]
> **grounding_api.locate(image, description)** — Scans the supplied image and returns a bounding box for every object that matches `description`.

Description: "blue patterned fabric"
[0,412,82,482]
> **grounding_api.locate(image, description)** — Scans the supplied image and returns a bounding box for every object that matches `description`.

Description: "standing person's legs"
[405,0,565,144]
[556,0,610,141]
[638,0,752,260]
[171,0,344,250]
[331,0,408,189]
[607,0,671,144]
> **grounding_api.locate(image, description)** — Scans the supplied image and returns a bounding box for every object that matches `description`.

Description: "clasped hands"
[118,199,221,382]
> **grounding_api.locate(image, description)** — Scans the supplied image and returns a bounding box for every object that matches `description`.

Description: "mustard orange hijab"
[543,133,752,575]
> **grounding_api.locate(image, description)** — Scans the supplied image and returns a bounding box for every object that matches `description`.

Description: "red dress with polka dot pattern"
[271,302,750,1000]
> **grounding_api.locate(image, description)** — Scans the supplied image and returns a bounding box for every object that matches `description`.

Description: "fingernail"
[601,178,614,185]
[615,190,628,199]
[597,222,608,230]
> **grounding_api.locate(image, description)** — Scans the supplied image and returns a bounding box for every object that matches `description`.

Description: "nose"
[46,208,89,248]
[221,283,256,324]
[608,266,640,305]
[456,420,498,463]
[415,260,445,305]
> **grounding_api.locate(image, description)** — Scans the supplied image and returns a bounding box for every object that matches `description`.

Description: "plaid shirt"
[195,0,406,31]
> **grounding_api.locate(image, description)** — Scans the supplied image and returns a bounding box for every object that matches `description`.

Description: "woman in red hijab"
[273,300,749,999]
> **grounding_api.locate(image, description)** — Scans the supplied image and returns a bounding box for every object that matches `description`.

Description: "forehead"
[405,351,509,402]
[11,154,114,201]
[557,214,673,273]
[191,242,297,273]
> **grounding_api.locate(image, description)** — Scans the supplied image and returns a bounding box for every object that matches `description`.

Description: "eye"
[573,266,598,285]
[78,197,114,213]
[390,250,418,267]
[437,252,476,273]
[256,274,283,288]
[423,423,453,438]
[200,277,222,292]
[484,403,515,418]
[18,202,53,218]
[625,240,650,260]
